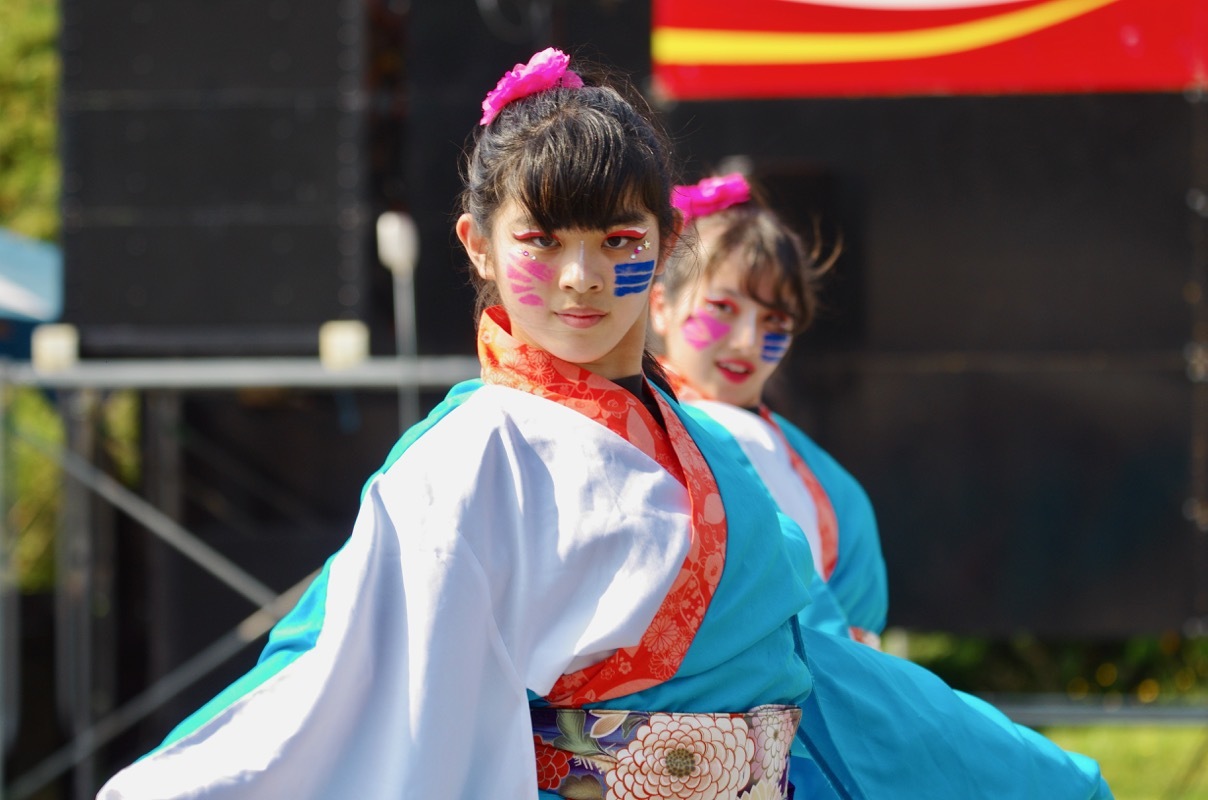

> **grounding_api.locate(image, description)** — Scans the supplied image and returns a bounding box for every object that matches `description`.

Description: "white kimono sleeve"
[98,387,689,799]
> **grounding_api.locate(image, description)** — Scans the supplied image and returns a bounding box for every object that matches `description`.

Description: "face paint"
[761,331,790,363]
[680,310,731,350]
[505,251,555,307]
[613,259,657,297]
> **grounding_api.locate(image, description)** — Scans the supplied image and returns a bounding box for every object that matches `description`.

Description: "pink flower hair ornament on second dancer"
[479,47,585,126]
[671,172,752,226]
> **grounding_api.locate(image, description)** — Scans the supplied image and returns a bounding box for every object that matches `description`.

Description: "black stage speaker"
[676,94,1201,636]
[60,0,370,356]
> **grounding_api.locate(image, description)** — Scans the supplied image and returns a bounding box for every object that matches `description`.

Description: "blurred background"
[1,0,1207,797]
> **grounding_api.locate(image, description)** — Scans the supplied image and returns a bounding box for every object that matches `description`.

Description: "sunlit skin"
[652,248,794,408]
[457,199,667,379]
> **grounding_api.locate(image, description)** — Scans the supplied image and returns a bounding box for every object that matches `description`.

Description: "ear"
[649,281,670,337]
[456,213,494,280]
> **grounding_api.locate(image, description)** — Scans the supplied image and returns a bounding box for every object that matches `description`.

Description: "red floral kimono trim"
[658,360,839,581]
[477,307,727,705]
[756,406,839,582]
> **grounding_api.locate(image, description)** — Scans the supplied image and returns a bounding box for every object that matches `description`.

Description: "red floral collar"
[478,307,727,704]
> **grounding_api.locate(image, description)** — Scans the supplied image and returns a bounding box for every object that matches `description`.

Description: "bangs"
[708,212,813,334]
[507,92,668,233]
[744,250,808,333]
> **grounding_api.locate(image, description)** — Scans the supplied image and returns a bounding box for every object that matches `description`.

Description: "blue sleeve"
[773,413,888,635]
[682,404,860,642]
[796,626,1111,799]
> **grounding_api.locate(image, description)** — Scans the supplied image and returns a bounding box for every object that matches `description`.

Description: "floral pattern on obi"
[531,704,801,800]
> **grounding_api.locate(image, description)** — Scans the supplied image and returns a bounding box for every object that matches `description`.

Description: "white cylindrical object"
[376,211,419,278]
[318,320,369,371]
[31,324,80,373]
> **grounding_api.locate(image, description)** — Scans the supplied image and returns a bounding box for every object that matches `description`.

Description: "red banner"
[652,0,1208,100]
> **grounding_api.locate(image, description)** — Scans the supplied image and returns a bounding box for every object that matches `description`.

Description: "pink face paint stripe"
[505,252,555,308]
[520,261,555,282]
[505,254,554,283]
[681,312,730,350]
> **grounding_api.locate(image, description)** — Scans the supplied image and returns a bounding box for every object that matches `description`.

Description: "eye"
[704,298,738,316]
[765,312,793,333]
[515,231,558,249]
[604,229,647,249]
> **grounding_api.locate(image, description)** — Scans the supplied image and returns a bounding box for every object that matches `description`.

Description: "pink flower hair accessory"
[671,173,752,226]
[480,47,585,126]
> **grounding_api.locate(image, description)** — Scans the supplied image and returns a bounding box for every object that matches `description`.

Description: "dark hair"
[661,188,838,336]
[459,63,679,317]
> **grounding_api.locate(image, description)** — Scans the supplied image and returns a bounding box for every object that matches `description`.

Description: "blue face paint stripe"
[762,333,790,362]
[616,284,652,296]
[614,259,656,296]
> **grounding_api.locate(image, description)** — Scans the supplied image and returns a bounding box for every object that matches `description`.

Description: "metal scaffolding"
[0,355,479,799]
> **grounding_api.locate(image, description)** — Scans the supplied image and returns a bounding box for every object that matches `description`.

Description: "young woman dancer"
[651,172,886,646]
[652,172,1113,796]
[98,50,1109,799]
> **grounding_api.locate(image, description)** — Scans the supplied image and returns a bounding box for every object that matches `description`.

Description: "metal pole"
[55,388,97,798]
[20,430,277,610]
[0,363,8,796]
[376,212,422,431]
[7,569,319,800]
[392,266,420,429]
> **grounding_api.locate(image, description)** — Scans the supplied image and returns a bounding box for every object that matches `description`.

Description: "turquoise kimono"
[101,378,1109,799]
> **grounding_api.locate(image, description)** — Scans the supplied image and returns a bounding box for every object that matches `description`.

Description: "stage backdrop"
[652,0,1207,100]
[653,0,1208,636]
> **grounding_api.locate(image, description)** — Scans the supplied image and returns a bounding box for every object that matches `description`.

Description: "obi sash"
[531,704,802,799]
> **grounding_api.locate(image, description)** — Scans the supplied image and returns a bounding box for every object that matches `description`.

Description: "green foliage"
[0,0,60,240]
[902,629,1208,705]
[901,631,1208,796]
[1044,725,1208,799]
[6,386,62,591]
[101,389,142,486]
[0,0,61,590]
[4,388,140,592]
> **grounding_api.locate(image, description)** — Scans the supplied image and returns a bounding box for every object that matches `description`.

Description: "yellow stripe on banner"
[653,0,1122,65]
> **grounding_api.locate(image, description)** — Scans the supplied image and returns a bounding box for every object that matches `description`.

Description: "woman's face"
[653,247,793,408]
[457,199,665,379]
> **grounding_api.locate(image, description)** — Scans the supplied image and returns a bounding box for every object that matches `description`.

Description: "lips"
[716,358,754,383]
[556,308,606,329]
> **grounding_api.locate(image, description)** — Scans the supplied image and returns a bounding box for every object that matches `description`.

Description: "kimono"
[98,308,1110,800]
[661,379,886,643]
[98,307,814,799]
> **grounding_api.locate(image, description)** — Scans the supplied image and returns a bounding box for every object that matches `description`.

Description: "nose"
[730,311,760,351]
[559,240,604,294]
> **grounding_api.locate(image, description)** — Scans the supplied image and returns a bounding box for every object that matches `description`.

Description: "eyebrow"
[707,286,788,314]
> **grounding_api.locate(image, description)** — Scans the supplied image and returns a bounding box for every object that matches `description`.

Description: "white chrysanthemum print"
[606,713,753,800]
[738,777,784,800]
[749,708,797,785]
